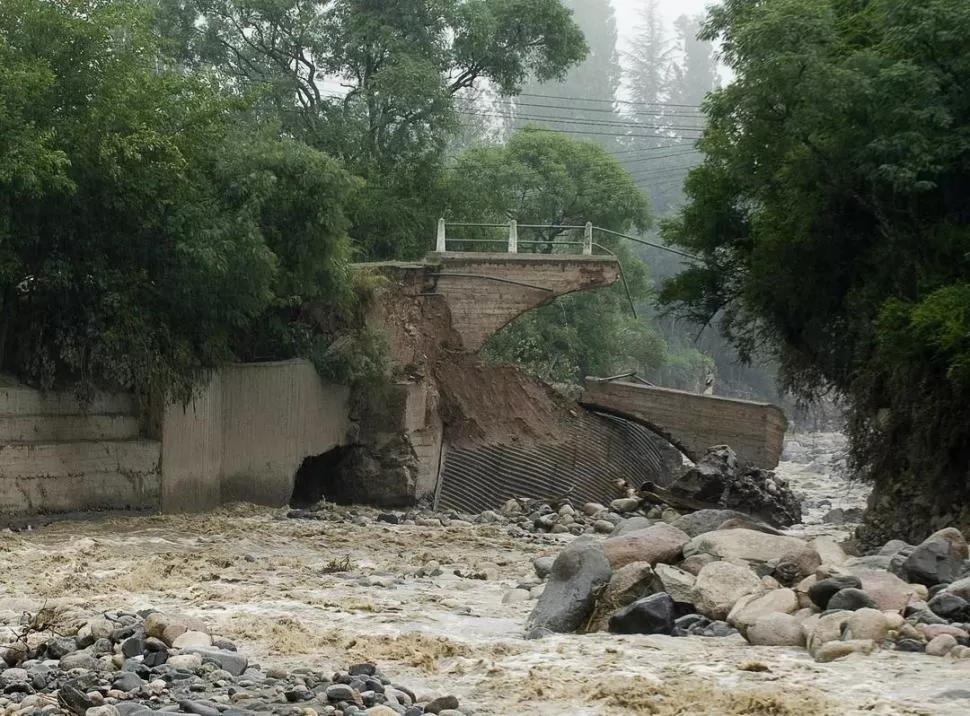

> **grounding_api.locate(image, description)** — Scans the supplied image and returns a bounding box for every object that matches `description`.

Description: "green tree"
[446,128,664,386]
[0,0,356,401]
[667,14,719,109]
[627,0,670,114]
[620,12,714,216]
[156,0,587,259]
[508,0,623,152]
[660,0,970,542]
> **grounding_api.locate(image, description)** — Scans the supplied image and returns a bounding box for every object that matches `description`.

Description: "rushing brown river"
[0,432,962,715]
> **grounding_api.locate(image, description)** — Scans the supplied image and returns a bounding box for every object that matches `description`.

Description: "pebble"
[0,605,450,716]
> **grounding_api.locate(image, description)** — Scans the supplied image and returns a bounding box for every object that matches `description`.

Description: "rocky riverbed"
[0,432,965,715]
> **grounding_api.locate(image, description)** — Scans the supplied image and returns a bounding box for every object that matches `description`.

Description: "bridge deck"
[579,378,788,469]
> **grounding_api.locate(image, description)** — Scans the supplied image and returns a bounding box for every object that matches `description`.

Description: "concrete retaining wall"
[0,384,160,520]
[0,360,351,520]
[161,360,351,512]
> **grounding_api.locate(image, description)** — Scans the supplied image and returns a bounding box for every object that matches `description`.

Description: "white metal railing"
[436,218,594,256]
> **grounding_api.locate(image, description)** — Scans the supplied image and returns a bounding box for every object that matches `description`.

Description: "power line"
[610,143,699,157]
[619,149,702,164]
[506,99,706,119]
[508,112,706,133]
[517,92,704,111]
[640,168,692,180]
[630,169,693,183]
[458,112,702,140]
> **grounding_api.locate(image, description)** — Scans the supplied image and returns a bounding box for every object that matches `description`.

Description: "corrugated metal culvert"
[435,410,682,513]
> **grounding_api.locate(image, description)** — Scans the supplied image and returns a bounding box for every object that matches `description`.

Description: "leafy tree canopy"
[0,0,357,401]
[156,0,588,259]
[660,0,970,497]
[446,128,665,386]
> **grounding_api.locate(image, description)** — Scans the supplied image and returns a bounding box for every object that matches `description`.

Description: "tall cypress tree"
[509,0,622,152]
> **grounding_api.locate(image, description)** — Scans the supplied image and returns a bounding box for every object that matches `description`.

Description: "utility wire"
[458,113,702,140]
[507,112,706,133]
[609,143,699,157]
[516,92,704,110]
[474,108,706,132]
[619,149,701,164]
[506,100,706,119]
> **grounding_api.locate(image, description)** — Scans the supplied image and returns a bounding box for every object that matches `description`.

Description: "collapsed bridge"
[298,222,788,513]
[0,221,788,521]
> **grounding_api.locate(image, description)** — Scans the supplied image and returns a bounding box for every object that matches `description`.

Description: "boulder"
[716,517,784,535]
[143,612,209,647]
[525,538,612,638]
[806,611,854,653]
[678,553,717,576]
[843,608,890,641]
[853,569,920,611]
[727,588,799,633]
[846,555,892,571]
[746,613,806,647]
[808,575,863,610]
[809,537,847,566]
[654,564,697,605]
[691,561,763,620]
[608,592,676,635]
[670,445,739,501]
[926,527,969,559]
[827,588,878,612]
[610,498,642,514]
[906,605,948,625]
[588,561,662,632]
[878,539,912,557]
[533,556,555,580]
[613,516,654,537]
[813,639,876,663]
[926,634,958,657]
[181,648,247,676]
[602,523,690,569]
[683,529,809,564]
[922,623,969,640]
[903,539,963,587]
[928,592,970,622]
[944,576,970,601]
[773,547,822,586]
[665,446,802,528]
[671,509,756,538]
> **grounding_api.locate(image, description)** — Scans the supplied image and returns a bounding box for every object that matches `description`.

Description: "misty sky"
[611,0,729,90]
[612,0,716,38]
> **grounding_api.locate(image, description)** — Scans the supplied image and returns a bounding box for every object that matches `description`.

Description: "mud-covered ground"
[0,433,964,715]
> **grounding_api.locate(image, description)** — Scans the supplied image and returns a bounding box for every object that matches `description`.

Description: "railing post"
[508,219,518,253]
[436,218,446,252]
[583,222,593,255]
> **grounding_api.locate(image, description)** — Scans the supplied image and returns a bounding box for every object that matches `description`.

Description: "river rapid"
[0,432,964,715]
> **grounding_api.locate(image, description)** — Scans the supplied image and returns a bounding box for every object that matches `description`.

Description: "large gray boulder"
[525,537,612,638]
[746,613,806,647]
[672,509,757,538]
[903,539,964,587]
[665,446,802,527]
[601,523,690,569]
[691,561,763,620]
[683,528,809,564]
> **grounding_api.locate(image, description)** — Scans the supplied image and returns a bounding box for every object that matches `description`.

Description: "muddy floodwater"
[0,432,965,715]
